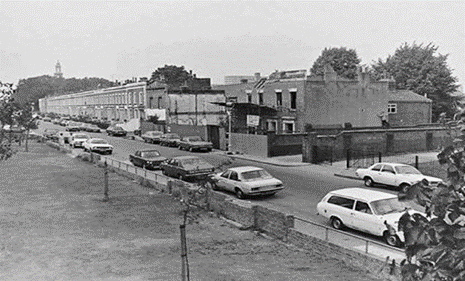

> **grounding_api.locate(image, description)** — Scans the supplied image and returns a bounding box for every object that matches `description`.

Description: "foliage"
[147,115,160,124]
[149,65,190,88]
[396,113,465,280]
[0,82,17,160]
[310,47,361,79]
[14,75,116,108]
[371,42,459,122]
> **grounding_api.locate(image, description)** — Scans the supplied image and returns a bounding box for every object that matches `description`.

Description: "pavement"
[224,150,441,181]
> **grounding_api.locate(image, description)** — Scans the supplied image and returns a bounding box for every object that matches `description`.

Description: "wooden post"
[103,160,109,201]
[180,224,188,281]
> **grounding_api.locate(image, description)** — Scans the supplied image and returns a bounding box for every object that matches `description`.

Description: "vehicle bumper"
[247,187,284,196]
[91,148,113,154]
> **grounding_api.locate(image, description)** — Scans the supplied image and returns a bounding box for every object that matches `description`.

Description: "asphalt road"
[35,121,397,245]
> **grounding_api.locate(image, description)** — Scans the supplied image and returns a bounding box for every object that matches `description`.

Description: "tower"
[54,60,63,78]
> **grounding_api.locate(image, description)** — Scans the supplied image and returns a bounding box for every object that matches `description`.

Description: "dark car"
[141,131,164,144]
[106,126,127,137]
[178,136,213,152]
[159,133,181,147]
[160,155,215,181]
[84,124,101,133]
[65,122,81,132]
[43,129,59,141]
[129,149,167,170]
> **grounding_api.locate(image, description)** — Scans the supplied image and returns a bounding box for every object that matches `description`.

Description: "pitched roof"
[388,90,432,103]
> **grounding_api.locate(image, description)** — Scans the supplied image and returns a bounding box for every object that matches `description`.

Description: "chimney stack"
[254,72,261,81]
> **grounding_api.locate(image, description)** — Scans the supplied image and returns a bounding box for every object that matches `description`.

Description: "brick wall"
[254,205,294,241]
[168,124,208,140]
[230,133,268,157]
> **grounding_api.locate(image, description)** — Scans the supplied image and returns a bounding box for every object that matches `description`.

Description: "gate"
[312,145,334,164]
[207,125,220,149]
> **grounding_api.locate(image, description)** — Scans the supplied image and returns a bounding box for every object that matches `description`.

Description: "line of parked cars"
[141,131,213,152]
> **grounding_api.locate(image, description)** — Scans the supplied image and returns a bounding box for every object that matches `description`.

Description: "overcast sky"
[1,1,463,87]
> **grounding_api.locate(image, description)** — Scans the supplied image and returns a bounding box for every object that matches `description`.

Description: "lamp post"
[226,101,233,152]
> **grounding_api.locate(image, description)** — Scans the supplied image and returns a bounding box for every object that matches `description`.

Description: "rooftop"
[388,90,432,102]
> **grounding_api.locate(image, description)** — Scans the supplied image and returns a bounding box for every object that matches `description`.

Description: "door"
[352,201,382,235]
[207,125,220,149]
[326,195,355,227]
[216,170,232,190]
[369,163,384,183]
[379,164,397,186]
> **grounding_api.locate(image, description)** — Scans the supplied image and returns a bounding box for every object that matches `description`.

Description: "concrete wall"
[268,132,305,157]
[230,133,268,157]
[303,126,451,163]
[168,124,208,140]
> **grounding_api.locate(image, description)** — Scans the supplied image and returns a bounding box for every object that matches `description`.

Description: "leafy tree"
[310,47,361,79]
[0,82,17,160]
[15,104,38,152]
[371,42,459,122]
[394,113,465,280]
[150,65,190,88]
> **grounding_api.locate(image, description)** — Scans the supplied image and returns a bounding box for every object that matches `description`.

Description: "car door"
[326,195,356,228]
[134,151,142,166]
[368,164,384,183]
[352,201,382,235]
[227,171,241,192]
[379,164,397,186]
[216,170,232,190]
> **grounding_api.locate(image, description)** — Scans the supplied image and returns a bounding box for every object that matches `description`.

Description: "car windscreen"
[241,169,273,181]
[74,134,89,139]
[91,139,108,144]
[395,165,422,175]
[188,136,202,142]
[114,127,124,130]
[141,151,161,158]
[180,158,203,166]
[370,198,408,215]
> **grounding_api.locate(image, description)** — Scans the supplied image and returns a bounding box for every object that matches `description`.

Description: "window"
[247,93,252,103]
[290,91,297,109]
[388,103,397,114]
[381,165,395,174]
[355,201,372,214]
[230,171,239,181]
[283,121,294,134]
[371,164,383,171]
[149,97,154,108]
[258,92,263,105]
[276,91,282,106]
[327,196,355,209]
[158,97,162,108]
[221,170,231,179]
[267,120,277,131]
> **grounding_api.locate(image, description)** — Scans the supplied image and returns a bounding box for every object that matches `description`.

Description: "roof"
[388,90,432,103]
[228,166,263,173]
[371,162,414,167]
[172,155,200,160]
[328,188,397,202]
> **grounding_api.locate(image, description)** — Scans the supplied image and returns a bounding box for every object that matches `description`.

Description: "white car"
[83,138,113,155]
[69,133,90,148]
[355,162,443,191]
[208,166,284,199]
[317,188,424,246]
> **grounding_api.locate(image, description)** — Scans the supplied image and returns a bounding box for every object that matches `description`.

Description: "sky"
[0,1,464,88]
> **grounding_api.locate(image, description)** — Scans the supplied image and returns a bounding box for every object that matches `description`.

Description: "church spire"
[54,60,63,78]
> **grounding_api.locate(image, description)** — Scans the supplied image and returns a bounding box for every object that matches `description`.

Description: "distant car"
[57,131,72,144]
[43,117,52,122]
[66,122,81,132]
[316,188,425,247]
[160,156,215,181]
[178,136,213,152]
[43,128,59,140]
[106,126,127,137]
[141,131,164,144]
[78,122,88,131]
[208,166,284,199]
[52,119,61,125]
[84,124,101,133]
[83,138,113,154]
[159,133,181,147]
[69,133,90,148]
[129,149,167,170]
[355,162,443,192]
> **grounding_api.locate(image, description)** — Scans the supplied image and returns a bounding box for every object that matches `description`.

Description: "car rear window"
[241,169,272,181]
[327,195,355,209]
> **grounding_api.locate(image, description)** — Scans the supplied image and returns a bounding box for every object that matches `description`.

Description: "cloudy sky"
[1,1,463,87]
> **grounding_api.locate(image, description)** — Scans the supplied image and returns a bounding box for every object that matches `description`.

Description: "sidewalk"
[224,150,441,180]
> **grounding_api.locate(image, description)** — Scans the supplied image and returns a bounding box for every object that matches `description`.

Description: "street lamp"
[226,101,233,152]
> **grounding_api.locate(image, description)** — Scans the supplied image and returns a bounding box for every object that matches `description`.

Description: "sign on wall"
[146,108,166,121]
[247,115,260,127]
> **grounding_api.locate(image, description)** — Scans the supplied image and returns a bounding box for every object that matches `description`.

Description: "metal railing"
[293,216,405,260]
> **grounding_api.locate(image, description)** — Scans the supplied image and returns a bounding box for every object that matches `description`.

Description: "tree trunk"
[25,129,30,152]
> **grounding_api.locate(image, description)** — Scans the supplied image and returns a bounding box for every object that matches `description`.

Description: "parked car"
[69,133,90,148]
[355,162,443,192]
[43,117,52,122]
[57,131,72,144]
[141,131,164,144]
[43,128,59,141]
[106,126,127,137]
[83,138,113,154]
[208,166,284,199]
[160,156,215,181]
[78,122,88,131]
[84,124,101,133]
[65,122,81,132]
[316,188,425,247]
[159,133,181,147]
[129,149,167,170]
[178,136,213,152]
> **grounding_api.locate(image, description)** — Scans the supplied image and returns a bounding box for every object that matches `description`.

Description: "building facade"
[387,90,432,127]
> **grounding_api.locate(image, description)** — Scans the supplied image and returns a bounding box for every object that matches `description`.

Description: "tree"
[16,104,38,152]
[310,47,361,79]
[371,42,459,122]
[393,112,465,280]
[150,65,190,88]
[0,82,17,160]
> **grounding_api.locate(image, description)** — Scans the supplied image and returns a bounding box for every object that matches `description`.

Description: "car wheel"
[178,145,183,150]
[330,217,343,230]
[144,139,147,143]
[107,151,112,155]
[364,177,374,187]
[384,232,399,247]
[235,188,245,199]
[207,181,218,191]
[162,169,167,175]
[399,183,410,193]
[179,175,185,181]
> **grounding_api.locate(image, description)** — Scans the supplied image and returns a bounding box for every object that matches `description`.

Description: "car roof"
[328,188,397,202]
[89,138,106,141]
[139,149,160,153]
[172,155,201,160]
[227,166,264,173]
[371,163,412,167]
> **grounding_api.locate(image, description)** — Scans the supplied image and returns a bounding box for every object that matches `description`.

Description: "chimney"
[254,72,261,81]
[323,64,336,82]
[357,66,370,85]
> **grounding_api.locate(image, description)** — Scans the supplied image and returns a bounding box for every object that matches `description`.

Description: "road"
[35,121,400,245]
